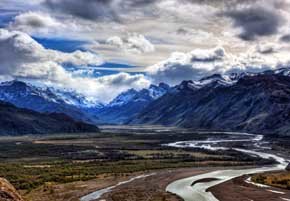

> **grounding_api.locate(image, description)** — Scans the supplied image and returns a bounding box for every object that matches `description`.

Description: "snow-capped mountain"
[2,67,290,127]
[172,68,290,92]
[108,83,170,107]
[107,89,139,107]
[52,89,103,109]
[196,74,236,87]
[96,83,170,124]
[130,68,290,136]
[0,80,102,123]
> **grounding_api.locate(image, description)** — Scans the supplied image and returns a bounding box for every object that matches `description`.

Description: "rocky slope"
[0,101,99,135]
[130,73,290,136]
[0,178,24,201]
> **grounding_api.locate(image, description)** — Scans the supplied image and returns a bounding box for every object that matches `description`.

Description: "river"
[166,133,289,201]
[80,131,289,201]
[80,174,155,201]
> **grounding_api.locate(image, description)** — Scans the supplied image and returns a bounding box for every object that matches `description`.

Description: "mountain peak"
[1,80,28,88]
[199,74,225,82]
[177,80,196,91]
[130,71,290,136]
[158,82,170,90]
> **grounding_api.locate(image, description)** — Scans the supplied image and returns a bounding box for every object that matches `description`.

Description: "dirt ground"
[210,175,290,201]
[24,168,209,201]
[100,168,209,201]
[23,167,290,201]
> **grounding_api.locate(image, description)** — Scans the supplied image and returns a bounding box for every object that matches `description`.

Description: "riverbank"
[165,132,289,201]
[25,167,212,201]
[210,175,290,201]
[81,167,227,201]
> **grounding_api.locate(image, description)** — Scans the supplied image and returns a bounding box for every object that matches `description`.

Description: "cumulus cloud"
[147,47,227,84]
[106,33,155,54]
[0,29,103,74]
[10,11,61,29]
[146,45,289,85]
[0,28,150,102]
[8,11,82,37]
[46,72,151,103]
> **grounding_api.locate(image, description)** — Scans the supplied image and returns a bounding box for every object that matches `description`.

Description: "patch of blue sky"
[0,12,16,28]
[95,62,137,69]
[64,65,144,78]
[33,37,88,53]
[66,67,119,77]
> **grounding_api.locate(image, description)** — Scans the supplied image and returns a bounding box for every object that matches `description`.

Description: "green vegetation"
[0,131,276,193]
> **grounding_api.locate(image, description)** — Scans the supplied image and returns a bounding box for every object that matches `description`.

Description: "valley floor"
[0,126,289,201]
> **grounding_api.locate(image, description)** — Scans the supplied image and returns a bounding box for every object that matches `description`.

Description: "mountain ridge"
[0,80,101,124]
[0,100,99,135]
[129,71,290,136]
[96,83,170,124]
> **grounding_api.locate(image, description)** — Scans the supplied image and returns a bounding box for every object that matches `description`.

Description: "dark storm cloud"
[223,1,285,41]
[280,34,290,42]
[44,0,287,40]
[45,0,116,21]
[44,0,156,21]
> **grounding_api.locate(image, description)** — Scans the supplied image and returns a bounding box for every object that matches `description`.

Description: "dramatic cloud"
[50,72,151,103]
[223,1,286,40]
[11,12,61,29]
[280,34,290,42]
[0,29,150,102]
[147,47,227,84]
[44,0,156,21]
[256,43,278,54]
[147,46,289,85]
[106,33,155,54]
[4,0,290,102]
[0,29,103,74]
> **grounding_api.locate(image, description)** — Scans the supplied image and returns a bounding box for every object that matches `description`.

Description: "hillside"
[0,101,99,135]
[130,73,290,136]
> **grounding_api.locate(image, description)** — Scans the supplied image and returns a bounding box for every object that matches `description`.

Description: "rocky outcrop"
[286,163,290,171]
[0,178,24,201]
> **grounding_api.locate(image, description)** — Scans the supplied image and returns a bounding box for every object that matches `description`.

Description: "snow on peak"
[0,80,103,109]
[108,83,170,107]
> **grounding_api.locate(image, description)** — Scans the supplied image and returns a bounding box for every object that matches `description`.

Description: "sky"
[1,0,290,103]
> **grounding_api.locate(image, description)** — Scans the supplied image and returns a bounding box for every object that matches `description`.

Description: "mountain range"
[0,80,170,125]
[130,69,290,136]
[1,68,290,135]
[96,83,170,124]
[0,80,102,124]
